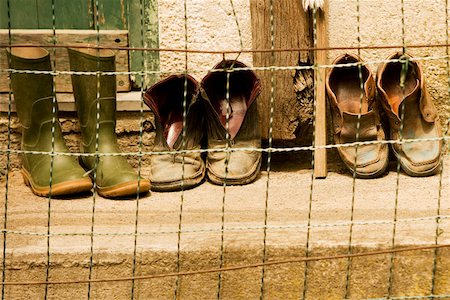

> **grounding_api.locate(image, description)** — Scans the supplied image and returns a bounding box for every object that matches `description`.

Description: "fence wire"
[0,0,449,299]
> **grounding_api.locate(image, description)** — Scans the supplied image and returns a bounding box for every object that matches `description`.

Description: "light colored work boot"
[326,54,389,178]
[377,52,442,176]
[143,74,205,191]
[201,60,262,185]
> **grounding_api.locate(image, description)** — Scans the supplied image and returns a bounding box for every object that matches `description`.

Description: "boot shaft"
[201,60,261,142]
[7,47,67,152]
[68,48,118,151]
[144,74,204,150]
[8,47,55,128]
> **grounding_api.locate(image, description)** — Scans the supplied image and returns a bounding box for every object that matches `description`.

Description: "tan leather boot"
[143,75,205,191]
[201,60,262,185]
[7,47,92,196]
[326,54,389,178]
[68,48,150,197]
[377,52,442,176]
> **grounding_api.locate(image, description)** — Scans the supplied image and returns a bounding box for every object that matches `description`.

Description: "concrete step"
[0,157,448,299]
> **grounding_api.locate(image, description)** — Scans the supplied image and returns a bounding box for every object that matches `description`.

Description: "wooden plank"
[128,0,160,88]
[0,29,131,93]
[0,0,39,29]
[250,0,314,141]
[0,91,150,112]
[96,0,128,30]
[313,4,329,178]
[36,0,92,29]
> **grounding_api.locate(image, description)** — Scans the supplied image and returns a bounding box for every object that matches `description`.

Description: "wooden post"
[250,0,313,142]
[313,4,328,178]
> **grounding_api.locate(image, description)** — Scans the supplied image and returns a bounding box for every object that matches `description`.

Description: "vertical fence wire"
[216,1,245,296]
[130,0,148,298]
[259,0,275,298]
[216,62,232,300]
[44,1,58,298]
[388,1,407,296]
[344,0,364,297]
[173,0,190,298]
[430,0,450,296]
[87,0,102,298]
[1,1,12,298]
[301,7,318,300]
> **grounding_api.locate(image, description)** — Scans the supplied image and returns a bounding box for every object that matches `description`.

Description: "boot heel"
[21,169,31,187]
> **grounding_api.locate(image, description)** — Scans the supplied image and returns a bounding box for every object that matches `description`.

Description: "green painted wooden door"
[0,0,159,90]
[0,0,126,30]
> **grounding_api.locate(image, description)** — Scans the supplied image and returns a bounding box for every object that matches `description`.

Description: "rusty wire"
[0,244,448,287]
[3,42,450,54]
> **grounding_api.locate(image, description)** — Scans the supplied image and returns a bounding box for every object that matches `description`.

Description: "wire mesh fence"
[0,0,449,299]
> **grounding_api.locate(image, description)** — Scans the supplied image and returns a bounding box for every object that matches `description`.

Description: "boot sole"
[97,180,151,198]
[207,158,261,186]
[341,155,389,179]
[22,168,93,197]
[150,173,205,192]
[391,147,441,177]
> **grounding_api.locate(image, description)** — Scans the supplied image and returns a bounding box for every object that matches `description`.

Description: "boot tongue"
[397,79,420,118]
[341,111,378,143]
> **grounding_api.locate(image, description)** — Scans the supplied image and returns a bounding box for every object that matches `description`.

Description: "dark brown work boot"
[201,60,262,185]
[326,54,389,178]
[143,74,205,191]
[377,52,442,176]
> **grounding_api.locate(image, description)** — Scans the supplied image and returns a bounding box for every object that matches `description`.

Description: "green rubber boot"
[68,48,150,198]
[7,47,93,197]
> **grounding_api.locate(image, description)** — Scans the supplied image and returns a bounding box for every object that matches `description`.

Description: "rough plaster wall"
[328,0,450,126]
[158,0,253,80]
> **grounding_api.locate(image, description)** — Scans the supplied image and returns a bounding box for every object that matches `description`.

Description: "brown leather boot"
[326,54,389,178]
[201,60,262,185]
[377,52,442,176]
[143,75,205,191]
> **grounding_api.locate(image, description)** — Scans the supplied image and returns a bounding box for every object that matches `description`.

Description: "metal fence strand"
[87,1,102,298]
[1,1,13,298]
[430,0,450,295]
[301,7,320,300]
[259,0,276,298]
[387,1,408,295]
[344,1,364,296]
[173,1,190,298]
[130,0,148,298]
[44,1,58,298]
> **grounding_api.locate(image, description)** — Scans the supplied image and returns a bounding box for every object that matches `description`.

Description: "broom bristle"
[302,0,325,11]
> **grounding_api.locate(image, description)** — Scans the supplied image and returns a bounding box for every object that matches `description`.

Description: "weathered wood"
[314,5,328,178]
[250,0,314,141]
[128,0,160,89]
[0,29,130,92]
[0,0,92,29]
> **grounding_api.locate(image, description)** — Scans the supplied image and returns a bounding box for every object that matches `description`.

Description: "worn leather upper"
[143,75,205,190]
[201,60,262,184]
[326,54,388,177]
[377,52,442,176]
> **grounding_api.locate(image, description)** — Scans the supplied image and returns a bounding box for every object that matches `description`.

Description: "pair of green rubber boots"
[7,47,150,198]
